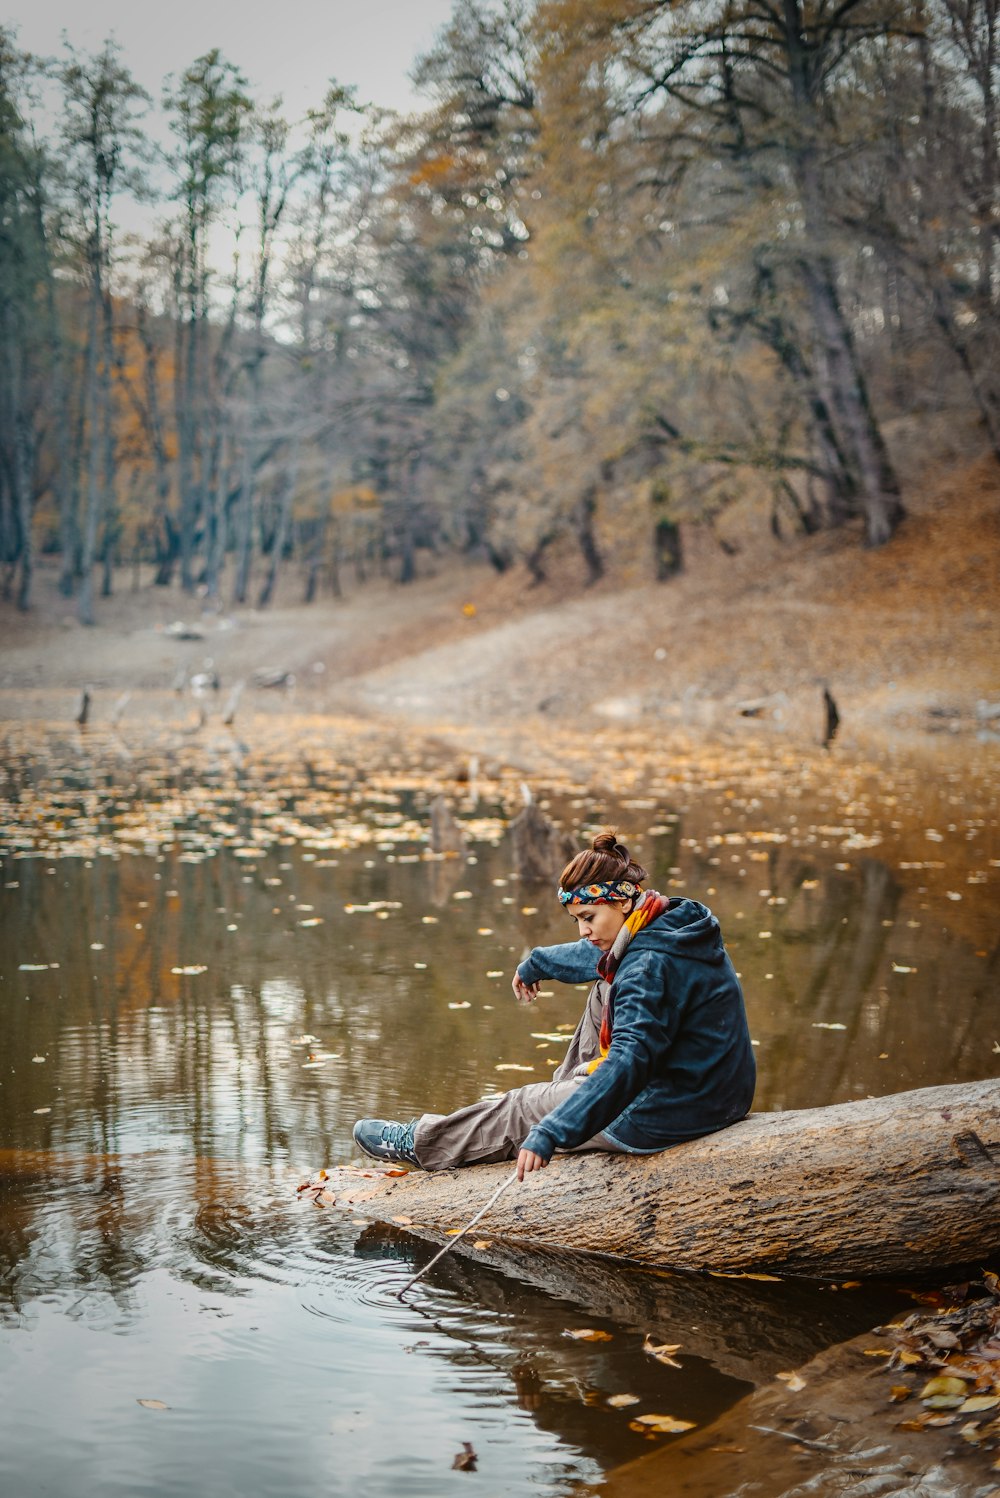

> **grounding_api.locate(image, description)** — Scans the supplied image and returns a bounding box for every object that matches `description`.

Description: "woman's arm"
[520,949,676,1160]
[517,939,601,988]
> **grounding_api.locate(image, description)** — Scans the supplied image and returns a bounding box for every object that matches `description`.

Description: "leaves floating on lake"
[563,1328,613,1342]
[136,1399,169,1411]
[643,1337,683,1367]
[451,1441,477,1471]
[629,1413,695,1434]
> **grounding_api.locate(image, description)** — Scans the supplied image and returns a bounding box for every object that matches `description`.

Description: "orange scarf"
[587,890,670,1071]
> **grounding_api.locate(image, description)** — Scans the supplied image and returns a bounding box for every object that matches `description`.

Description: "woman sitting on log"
[353,830,756,1179]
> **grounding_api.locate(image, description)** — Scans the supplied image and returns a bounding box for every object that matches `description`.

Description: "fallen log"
[322,1080,1000,1279]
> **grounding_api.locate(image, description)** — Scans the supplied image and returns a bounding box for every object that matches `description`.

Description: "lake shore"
[1,456,998,755]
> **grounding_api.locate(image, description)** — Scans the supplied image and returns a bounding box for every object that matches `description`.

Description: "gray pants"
[413,980,627,1171]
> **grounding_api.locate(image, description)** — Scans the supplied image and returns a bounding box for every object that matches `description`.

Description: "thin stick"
[396,1171,518,1300]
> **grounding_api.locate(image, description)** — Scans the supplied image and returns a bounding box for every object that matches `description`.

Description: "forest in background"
[0,0,998,620]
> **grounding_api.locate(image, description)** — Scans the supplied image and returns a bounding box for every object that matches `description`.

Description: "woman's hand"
[511,974,539,1004]
[516,1148,548,1181]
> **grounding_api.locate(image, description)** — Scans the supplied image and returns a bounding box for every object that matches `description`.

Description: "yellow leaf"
[643,1336,682,1366]
[630,1414,696,1434]
[472,1239,492,1250]
[960,1395,1000,1413]
[920,1376,967,1400]
[392,1215,413,1226]
[137,1399,169,1410]
[776,1372,806,1391]
[607,1394,640,1408]
[563,1328,613,1341]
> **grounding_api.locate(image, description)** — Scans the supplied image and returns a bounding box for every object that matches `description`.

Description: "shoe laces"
[381,1120,414,1152]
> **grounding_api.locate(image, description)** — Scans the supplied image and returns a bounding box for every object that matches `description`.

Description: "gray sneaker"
[352,1117,420,1167]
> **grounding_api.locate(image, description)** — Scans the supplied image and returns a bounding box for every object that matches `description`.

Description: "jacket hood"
[631,897,726,965]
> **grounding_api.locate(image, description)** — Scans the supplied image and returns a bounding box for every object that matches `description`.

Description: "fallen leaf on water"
[448,1002,471,1010]
[563,1328,613,1342]
[301,1060,326,1069]
[643,1337,682,1367]
[892,964,917,974]
[33,1107,51,1115]
[812,1022,846,1031]
[137,1399,169,1411]
[171,965,207,975]
[452,1441,477,1471]
[776,1371,806,1391]
[607,1394,640,1408]
[630,1414,696,1434]
[297,917,324,927]
[32,1055,45,1063]
[495,1063,534,1072]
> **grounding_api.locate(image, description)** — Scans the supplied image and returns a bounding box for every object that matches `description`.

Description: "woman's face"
[566,899,629,953]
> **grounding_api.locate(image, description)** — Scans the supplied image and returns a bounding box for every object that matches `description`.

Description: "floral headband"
[557,880,642,906]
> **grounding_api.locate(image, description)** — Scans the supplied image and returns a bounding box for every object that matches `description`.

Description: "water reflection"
[1,725,998,1496]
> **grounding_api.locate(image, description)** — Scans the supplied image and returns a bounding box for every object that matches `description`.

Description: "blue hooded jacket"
[516,898,755,1161]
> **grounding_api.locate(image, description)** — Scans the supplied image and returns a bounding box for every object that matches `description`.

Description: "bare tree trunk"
[232,434,256,604]
[1,302,35,611]
[572,484,604,584]
[257,447,300,608]
[99,283,117,599]
[134,302,176,579]
[780,1,904,546]
[77,275,104,628]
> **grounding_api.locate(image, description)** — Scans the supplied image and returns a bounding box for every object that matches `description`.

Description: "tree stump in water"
[429,794,467,854]
[508,800,575,883]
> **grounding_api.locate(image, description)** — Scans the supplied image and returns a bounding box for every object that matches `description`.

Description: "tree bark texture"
[324,1080,1000,1279]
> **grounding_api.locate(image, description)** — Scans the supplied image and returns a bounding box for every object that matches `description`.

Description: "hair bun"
[592,828,626,856]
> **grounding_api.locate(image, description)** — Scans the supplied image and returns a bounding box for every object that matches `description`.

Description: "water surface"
[1,719,997,1496]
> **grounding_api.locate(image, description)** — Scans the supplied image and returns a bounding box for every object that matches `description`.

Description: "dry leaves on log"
[296,1164,406,1206]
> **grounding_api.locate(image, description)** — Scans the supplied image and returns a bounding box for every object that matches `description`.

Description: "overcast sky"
[7,0,457,116]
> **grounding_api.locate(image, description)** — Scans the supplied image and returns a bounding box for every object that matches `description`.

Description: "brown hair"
[559,829,648,891]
